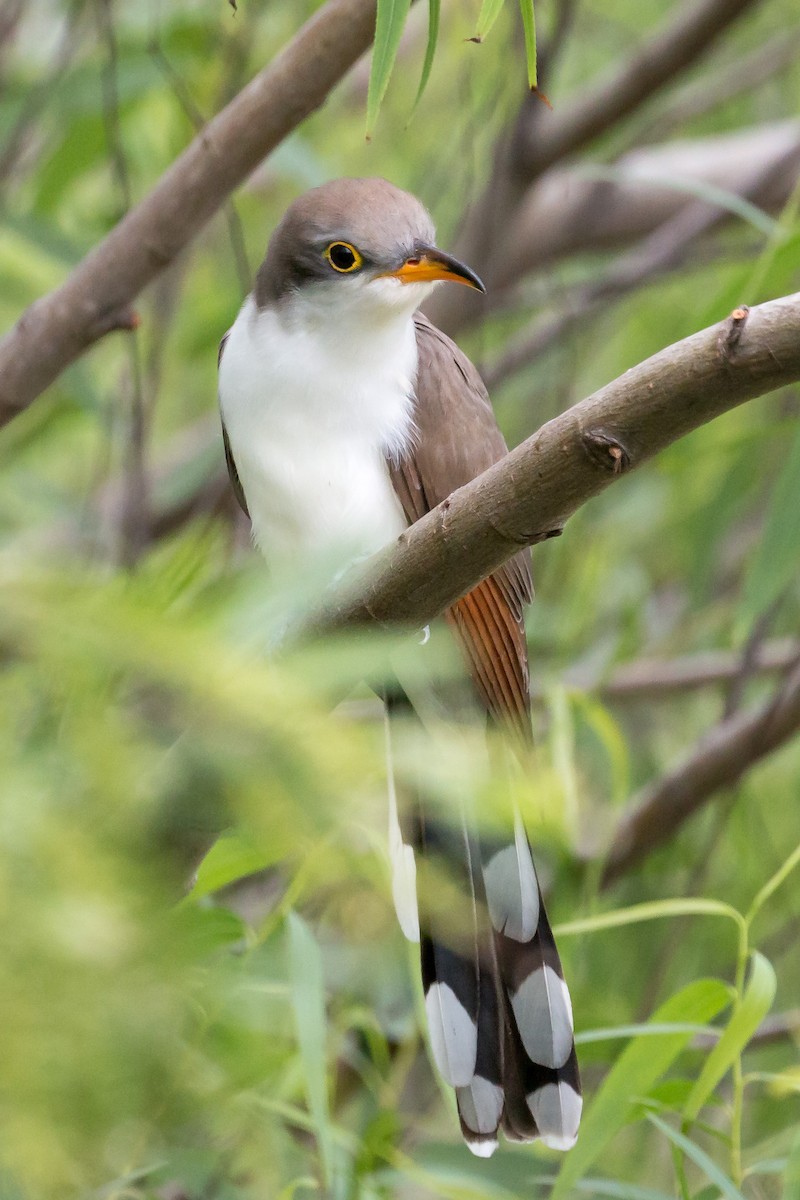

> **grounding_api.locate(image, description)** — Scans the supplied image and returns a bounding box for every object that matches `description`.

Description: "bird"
[217,177,581,1157]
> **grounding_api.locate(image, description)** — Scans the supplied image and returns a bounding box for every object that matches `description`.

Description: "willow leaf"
[367,0,413,136]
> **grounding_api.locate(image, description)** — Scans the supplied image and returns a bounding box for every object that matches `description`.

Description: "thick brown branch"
[0,0,378,424]
[601,656,800,886]
[312,291,800,635]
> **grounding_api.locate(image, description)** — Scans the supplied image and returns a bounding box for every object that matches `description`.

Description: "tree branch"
[426,0,762,335]
[311,291,800,635]
[484,130,800,387]
[601,655,800,886]
[515,0,761,180]
[589,640,800,701]
[0,0,379,424]
[489,119,800,300]
[631,27,800,146]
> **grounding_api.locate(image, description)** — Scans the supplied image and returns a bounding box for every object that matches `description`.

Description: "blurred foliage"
[1,0,800,1197]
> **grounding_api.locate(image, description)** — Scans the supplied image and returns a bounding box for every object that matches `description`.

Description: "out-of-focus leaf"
[572,692,630,806]
[747,1068,800,1096]
[646,1113,746,1200]
[738,420,800,630]
[548,685,579,835]
[367,0,413,137]
[684,951,776,1121]
[784,1130,800,1200]
[575,1181,677,1200]
[34,114,108,211]
[550,979,731,1200]
[286,912,334,1191]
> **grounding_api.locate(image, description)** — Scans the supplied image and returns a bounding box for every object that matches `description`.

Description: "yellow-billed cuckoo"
[218,178,581,1156]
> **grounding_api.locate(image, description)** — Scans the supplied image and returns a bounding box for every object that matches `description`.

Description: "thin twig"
[148,39,250,292]
[97,0,149,568]
[0,0,84,186]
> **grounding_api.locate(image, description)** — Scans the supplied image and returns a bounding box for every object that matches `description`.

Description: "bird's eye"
[324,241,362,273]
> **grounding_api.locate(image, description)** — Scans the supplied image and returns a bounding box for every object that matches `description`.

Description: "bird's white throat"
[219,290,422,579]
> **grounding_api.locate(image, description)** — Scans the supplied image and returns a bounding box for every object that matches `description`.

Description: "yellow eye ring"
[324,241,363,273]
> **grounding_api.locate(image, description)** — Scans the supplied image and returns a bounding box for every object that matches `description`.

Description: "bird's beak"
[383,245,486,292]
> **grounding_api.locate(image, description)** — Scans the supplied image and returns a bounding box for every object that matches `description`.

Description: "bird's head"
[254,177,485,325]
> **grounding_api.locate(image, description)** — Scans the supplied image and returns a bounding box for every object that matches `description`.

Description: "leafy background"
[1,0,800,1197]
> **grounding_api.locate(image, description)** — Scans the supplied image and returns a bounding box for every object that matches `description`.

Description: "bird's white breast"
[219,294,418,579]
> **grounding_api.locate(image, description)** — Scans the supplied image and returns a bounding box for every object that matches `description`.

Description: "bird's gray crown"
[254,177,436,307]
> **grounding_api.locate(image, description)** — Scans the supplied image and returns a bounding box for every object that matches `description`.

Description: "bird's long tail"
[385,696,581,1157]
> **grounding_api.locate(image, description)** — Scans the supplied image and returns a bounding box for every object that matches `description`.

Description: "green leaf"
[474,0,506,41]
[646,1114,746,1200]
[519,0,537,89]
[738,419,800,629]
[550,979,731,1200]
[189,829,276,900]
[286,912,334,1191]
[367,0,413,137]
[684,952,776,1122]
[410,0,440,113]
[572,692,630,806]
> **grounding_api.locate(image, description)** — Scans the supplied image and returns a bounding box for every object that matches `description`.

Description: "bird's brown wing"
[387,313,533,745]
[218,332,249,518]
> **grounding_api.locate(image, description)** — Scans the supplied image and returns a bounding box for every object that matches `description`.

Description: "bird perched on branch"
[218,177,581,1156]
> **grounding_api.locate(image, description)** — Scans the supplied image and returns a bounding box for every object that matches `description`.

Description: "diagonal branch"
[0,0,379,425]
[601,655,800,886]
[312,291,800,636]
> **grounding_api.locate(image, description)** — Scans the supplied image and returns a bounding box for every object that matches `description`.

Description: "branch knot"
[581,428,631,474]
[718,304,750,361]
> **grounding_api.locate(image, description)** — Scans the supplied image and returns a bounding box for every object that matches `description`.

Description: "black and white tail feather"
[385,704,581,1157]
